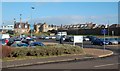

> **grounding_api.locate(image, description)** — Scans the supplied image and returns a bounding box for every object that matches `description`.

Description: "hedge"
[3,44,83,57]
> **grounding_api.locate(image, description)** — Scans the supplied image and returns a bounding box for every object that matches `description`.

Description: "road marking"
[94,63,120,68]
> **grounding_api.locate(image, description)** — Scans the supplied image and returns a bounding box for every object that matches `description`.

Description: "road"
[10,39,120,69]
[12,55,119,69]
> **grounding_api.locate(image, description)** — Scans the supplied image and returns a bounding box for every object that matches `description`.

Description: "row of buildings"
[62,22,120,29]
[0,21,119,34]
[0,21,58,34]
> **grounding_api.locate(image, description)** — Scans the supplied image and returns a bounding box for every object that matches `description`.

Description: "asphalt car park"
[1,35,119,48]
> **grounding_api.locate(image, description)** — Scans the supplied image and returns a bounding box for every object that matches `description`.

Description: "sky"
[2,2,118,26]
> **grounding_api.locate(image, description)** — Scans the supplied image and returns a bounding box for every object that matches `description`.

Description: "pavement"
[2,48,113,68]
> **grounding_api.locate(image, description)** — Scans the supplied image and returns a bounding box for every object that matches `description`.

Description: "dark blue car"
[17,43,29,47]
[30,42,45,47]
[87,36,97,41]
[91,38,109,46]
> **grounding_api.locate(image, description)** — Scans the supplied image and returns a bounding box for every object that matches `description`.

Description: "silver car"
[106,38,118,45]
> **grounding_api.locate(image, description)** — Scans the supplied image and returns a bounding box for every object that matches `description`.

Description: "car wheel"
[91,42,94,45]
[109,42,112,45]
[100,43,103,46]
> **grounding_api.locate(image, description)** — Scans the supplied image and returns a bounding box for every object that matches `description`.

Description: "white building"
[0,25,14,30]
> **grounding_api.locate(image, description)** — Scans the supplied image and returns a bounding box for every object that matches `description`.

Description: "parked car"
[43,36,50,40]
[56,32,67,41]
[106,38,118,45]
[91,38,109,46]
[65,36,74,42]
[87,36,97,41]
[49,36,56,39]
[83,36,90,41]
[32,35,37,39]
[26,38,35,44]
[21,39,29,45]
[30,42,45,47]
[17,43,29,47]
[118,38,120,44]
[1,39,6,45]
[14,39,21,44]
[39,35,46,39]
[11,43,29,47]
[7,38,14,46]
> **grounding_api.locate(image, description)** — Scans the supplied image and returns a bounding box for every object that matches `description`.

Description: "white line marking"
[94,63,120,68]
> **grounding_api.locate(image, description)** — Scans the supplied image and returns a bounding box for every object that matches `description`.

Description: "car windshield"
[106,38,116,41]
[118,38,120,40]
[99,38,108,41]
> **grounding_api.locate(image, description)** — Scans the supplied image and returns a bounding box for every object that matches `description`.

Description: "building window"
[19,25,21,28]
[25,25,27,28]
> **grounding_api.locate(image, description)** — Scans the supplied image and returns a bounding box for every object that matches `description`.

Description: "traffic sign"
[101,29,107,34]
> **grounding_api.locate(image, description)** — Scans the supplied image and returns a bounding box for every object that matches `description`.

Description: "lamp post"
[31,7,35,37]
[14,18,16,35]
[20,14,22,37]
[108,20,109,36]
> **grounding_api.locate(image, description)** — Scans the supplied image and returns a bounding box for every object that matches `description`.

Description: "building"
[34,22,58,33]
[0,24,14,33]
[14,21,30,33]
[62,22,97,29]
[109,24,120,28]
[0,25,14,30]
[34,23,42,33]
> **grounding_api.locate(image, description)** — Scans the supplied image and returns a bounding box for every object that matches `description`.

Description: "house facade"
[62,22,97,29]
[34,22,58,33]
[14,22,30,33]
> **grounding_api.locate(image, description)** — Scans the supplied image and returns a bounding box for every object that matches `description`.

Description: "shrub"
[6,44,83,57]
[9,48,28,57]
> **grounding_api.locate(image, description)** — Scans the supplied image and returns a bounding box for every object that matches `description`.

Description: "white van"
[56,32,67,41]
[0,34,10,40]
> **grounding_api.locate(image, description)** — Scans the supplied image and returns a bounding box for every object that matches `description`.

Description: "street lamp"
[108,20,109,36]
[20,14,22,37]
[31,7,35,37]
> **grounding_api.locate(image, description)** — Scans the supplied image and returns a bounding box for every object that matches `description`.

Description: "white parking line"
[94,63,120,68]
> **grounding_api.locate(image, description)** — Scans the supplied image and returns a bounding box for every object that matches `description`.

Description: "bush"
[5,44,83,57]
[9,48,28,57]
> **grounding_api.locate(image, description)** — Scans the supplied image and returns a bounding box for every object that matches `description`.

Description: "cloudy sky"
[2,2,118,26]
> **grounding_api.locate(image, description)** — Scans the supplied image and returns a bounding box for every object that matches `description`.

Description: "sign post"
[101,29,107,51]
[112,31,114,37]
[73,36,85,54]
